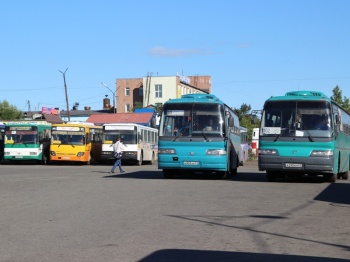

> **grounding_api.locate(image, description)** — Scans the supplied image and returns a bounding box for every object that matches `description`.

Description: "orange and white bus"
[50,122,102,164]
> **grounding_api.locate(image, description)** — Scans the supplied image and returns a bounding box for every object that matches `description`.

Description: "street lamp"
[101,82,116,113]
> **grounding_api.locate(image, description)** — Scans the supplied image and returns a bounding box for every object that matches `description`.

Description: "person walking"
[111,136,125,173]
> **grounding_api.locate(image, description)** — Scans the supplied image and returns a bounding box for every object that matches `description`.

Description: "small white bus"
[102,123,158,165]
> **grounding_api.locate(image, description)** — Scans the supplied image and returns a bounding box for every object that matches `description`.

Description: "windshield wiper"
[273,127,289,142]
[172,126,189,142]
[304,129,314,142]
[201,131,209,142]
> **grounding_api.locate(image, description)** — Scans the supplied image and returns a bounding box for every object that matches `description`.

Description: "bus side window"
[138,132,142,143]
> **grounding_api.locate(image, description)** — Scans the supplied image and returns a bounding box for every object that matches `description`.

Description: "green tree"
[233,103,251,119]
[0,100,22,120]
[330,85,350,113]
[233,103,260,141]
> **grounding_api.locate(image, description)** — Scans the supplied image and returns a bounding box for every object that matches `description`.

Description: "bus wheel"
[41,155,48,165]
[149,152,155,165]
[266,171,276,182]
[138,153,143,166]
[219,171,228,179]
[323,173,337,183]
[163,169,173,179]
[339,170,349,180]
[230,167,238,176]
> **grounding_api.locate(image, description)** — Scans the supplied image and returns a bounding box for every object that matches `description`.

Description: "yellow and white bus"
[102,123,158,165]
[50,122,102,164]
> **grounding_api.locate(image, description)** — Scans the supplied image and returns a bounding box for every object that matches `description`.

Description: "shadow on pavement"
[138,249,348,262]
[315,183,350,206]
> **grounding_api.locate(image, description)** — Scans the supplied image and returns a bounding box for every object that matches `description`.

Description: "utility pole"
[59,68,70,121]
[27,100,31,118]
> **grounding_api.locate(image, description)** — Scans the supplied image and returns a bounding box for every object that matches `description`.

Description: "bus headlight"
[206,149,226,155]
[158,148,176,154]
[77,152,85,157]
[30,152,36,155]
[50,151,56,156]
[259,149,278,155]
[310,150,334,157]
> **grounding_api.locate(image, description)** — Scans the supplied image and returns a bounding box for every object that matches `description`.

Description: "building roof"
[41,113,64,123]
[59,109,111,117]
[86,112,155,126]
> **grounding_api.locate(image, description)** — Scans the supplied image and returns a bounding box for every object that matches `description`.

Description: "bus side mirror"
[335,115,341,125]
[228,117,234,127]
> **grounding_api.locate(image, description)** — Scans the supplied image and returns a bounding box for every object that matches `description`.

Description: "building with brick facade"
[115,74,211,113]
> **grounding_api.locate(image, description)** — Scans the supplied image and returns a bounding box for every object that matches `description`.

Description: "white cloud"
[148,46,211,57]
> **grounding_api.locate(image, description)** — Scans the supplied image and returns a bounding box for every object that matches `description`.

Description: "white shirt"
[113,141,124,153]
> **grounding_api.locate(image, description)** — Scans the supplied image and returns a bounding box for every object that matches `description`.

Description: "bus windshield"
[51,131,85,145]
[160,103,225,138]
[103,130,137,144]
[5,126,38,144]
[261,100,333,138]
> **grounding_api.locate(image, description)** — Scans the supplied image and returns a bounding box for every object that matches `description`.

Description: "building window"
[139,87,143,96]
[125,87,130,96]
[125,104,130,112]
[155,84,162,98]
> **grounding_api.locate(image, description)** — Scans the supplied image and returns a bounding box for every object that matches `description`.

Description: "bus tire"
[138,153,143,166]
[217,171,228,179]
[323,173,337,183]
[163,169,173,179]
[266,171,276,182]
[230,167,237,176]
[149,152,155,165]
[339,170,349,180]
[42,155,48,165]
[228,154,238,177]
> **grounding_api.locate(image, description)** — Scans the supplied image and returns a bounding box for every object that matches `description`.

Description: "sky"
[1,0,350,114]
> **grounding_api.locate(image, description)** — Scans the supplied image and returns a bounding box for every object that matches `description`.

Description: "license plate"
[184,161,199,166]
[285,163,303,168]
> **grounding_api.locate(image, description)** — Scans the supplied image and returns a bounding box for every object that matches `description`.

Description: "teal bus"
[0,123,5,161]
[158,93,241,179]
[4,121,51,164]
[258,90,350,182]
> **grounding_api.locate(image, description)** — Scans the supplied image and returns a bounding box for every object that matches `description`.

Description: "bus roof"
[267,90,330,102]
[5,121,51,126]
[103,123,158,131]
[52,122,101,129]
[164,94,221,104]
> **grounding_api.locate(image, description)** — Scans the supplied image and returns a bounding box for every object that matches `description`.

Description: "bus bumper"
[258,155,334,173]
[101,151,138,161]
[4,155,42,161]
[158,155,227,172]
[122,151,138,161]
